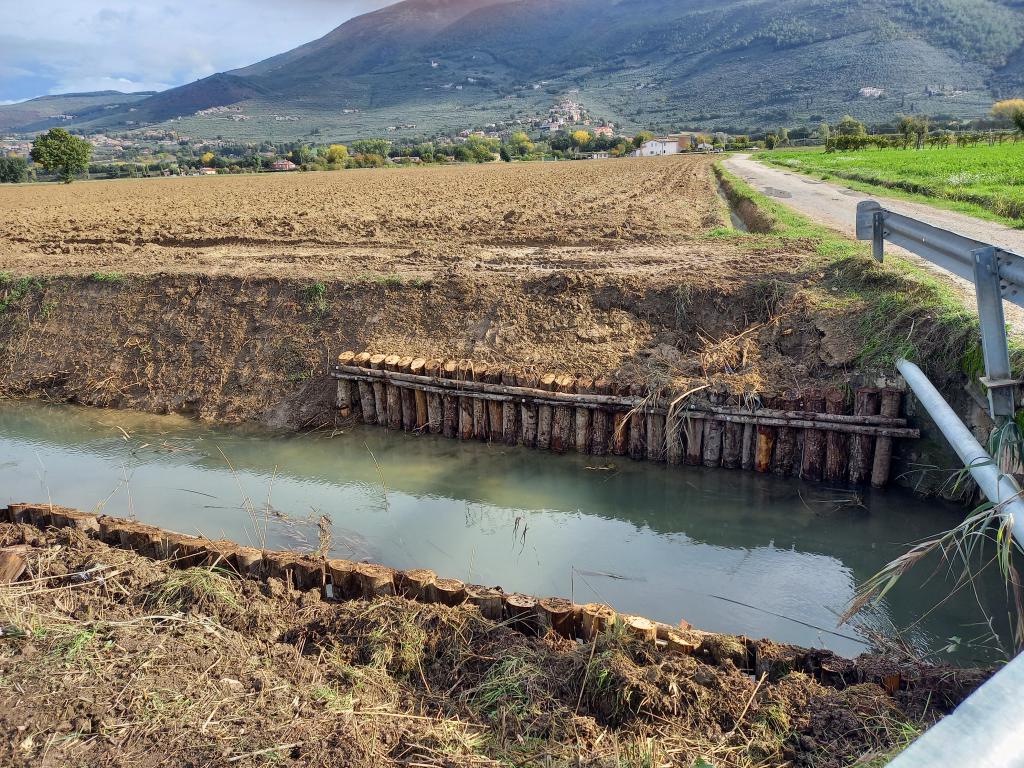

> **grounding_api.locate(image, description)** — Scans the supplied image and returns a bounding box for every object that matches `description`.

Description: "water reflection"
[0,400,1009,662]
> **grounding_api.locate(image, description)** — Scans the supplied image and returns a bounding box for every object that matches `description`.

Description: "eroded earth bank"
[0,159,969,469]
[0,157,997,766]
[0,515,988,767]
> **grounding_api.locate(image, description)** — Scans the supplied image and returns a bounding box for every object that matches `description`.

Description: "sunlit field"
[763,142,1024,222]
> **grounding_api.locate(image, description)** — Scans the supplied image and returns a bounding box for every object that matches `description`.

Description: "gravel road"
[723,153,1024,333]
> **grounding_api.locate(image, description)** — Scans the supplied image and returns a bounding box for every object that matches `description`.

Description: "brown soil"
[0,157,849,424]
[0,521,988,767]
[0,269,838,427]
[1,158,731,278]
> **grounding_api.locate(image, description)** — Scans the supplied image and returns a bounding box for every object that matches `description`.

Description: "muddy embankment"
[0,513,990,767]
[0,271,840,423]
[0,262,972,495]
[716,169,991,499]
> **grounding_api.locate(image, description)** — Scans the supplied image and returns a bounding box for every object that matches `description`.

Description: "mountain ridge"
[4,0,1024,139]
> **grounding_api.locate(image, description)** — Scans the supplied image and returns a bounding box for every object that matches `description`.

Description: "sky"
[0,0,396,103]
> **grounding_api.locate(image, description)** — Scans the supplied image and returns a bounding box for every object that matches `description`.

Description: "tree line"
[763,100,1024,153]
[0,128,92,183]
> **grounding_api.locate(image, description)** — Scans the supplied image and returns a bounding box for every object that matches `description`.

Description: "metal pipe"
[887,651,1024,768]
[896,359,1024,547]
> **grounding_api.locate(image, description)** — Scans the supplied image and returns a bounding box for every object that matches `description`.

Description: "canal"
[0,400,1009,662]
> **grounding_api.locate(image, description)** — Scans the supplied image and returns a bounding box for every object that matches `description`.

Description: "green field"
[761,144,1024,224]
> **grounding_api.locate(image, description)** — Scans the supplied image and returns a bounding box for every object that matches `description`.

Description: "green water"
[0,400,1010,662]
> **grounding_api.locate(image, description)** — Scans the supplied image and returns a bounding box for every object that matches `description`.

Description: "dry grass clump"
[0,522,959,767]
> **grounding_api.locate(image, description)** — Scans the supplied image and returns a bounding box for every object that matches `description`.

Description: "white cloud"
[0,0,397,101]
[48,76,173,96]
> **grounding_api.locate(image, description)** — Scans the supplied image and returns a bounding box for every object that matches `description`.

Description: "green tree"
[896,115,929,149]
[633,130,654,148]
[325,144,349,164]
[818,122,830,145]
[993,99,1024,135]
[550,132,573,152]
[0,156,29,183]
[465,135,499,162]
[507,131,533,157]
[836,115,866,137]
[30,128,92,183]
[350,139,392,157]
[289,145,316,166]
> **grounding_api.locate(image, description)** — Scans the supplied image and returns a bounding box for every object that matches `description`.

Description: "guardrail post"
[872,210,885,262]
[973,246,1015,419]
[856,200,1020,422]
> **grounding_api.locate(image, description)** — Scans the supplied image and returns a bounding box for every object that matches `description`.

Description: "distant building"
[270,160,297,172]
[637,134,698,156]
[593,126,614,138]
[638,137,681,156]
[199,167,217,175]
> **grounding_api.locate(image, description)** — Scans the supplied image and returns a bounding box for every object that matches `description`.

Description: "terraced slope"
[11,0,1024,139]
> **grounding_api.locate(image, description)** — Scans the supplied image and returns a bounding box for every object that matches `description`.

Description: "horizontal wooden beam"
[331,365,919,439]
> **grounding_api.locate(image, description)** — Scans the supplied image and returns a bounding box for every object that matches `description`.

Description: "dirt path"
[723,153,1024,333]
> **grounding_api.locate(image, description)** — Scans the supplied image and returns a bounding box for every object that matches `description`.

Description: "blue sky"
[0,0,395,103]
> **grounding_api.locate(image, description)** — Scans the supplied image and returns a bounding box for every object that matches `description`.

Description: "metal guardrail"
[857,200,1022,418]
[892,362,1023,768]
[889,362,1024,766]
[886,650,1024,768]
[853,204,1023,766]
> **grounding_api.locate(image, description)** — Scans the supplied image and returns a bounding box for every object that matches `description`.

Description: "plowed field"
[0,157,764,284]
[0,156,885,422]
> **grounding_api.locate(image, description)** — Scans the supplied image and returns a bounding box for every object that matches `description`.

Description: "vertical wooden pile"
[332,351,909,487]
[800,389,826,483]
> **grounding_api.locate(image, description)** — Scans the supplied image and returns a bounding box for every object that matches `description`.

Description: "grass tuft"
[713,164,1011,376]
[150,567,239,613]
[88,272,125,283]
[302,281,329,319]
[471,650,545,722]
[0,274,44,315]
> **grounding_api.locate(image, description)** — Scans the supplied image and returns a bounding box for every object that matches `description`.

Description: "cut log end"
[354,563,396,598]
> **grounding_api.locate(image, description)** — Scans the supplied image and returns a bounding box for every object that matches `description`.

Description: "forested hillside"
[5,0,1024,138]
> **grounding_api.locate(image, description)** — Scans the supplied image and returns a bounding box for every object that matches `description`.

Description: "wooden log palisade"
[333,352,918,487]
[1,504,696,653]
[8,507,956,696]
